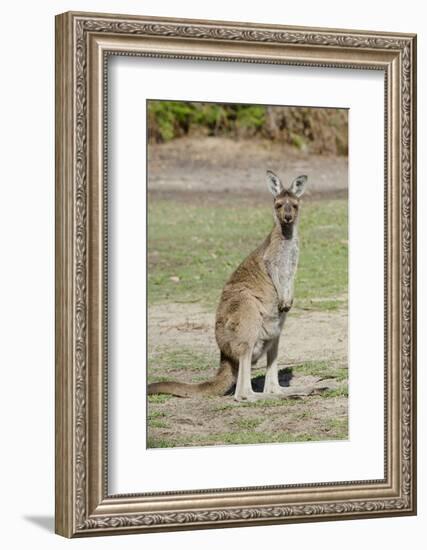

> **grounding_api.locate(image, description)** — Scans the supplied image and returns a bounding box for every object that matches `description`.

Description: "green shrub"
[147,100,348,155]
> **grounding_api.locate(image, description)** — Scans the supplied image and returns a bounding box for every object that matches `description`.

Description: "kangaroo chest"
[275,237,299,294]
[257,236,299,349]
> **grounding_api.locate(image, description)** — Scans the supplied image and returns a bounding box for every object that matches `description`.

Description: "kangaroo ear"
[266,170,284,197]
[289,175,307,197]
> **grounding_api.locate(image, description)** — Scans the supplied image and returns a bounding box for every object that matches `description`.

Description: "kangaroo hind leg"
[263,337,283,395]
[234,345,258,402]
[263,337,336,399]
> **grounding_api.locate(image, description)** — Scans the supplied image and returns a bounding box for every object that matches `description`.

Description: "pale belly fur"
[251,309,287,365]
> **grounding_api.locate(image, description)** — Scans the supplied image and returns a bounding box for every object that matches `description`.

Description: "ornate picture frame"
[55,11,417,537]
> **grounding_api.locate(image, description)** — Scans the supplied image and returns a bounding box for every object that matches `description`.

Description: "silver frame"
[55,11,417,537]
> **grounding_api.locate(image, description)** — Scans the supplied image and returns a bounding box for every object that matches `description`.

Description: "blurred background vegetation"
[148,101,348,155]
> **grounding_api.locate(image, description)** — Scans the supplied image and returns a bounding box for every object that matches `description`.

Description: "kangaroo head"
[266,170,307,227]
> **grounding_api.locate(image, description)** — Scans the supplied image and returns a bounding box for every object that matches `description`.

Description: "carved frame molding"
[55,11,416,537]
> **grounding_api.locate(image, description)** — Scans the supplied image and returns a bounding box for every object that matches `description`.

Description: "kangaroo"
[148,170,327,402]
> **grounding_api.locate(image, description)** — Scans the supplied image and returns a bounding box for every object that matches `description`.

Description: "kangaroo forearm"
[266,262,285,304]
[264,260,283,301]
[264,260,296,311]
[272,274,284,302]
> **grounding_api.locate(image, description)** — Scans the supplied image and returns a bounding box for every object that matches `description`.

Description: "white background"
[109,58,384,493]
[0,1,424,548]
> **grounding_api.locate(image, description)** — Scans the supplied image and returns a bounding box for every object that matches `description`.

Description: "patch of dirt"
[148,137,348,198]
[147,302,348,447]
[148,302,347,372]
[149,393,347,445]
[148,187,348,208]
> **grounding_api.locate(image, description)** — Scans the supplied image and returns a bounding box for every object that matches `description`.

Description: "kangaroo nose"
[284,214,292,222]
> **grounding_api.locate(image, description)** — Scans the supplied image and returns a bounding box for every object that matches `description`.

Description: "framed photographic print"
[55,11,417,537]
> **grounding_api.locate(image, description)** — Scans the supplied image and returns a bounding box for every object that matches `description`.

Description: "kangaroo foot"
[263,379,338,399]
[235,379,338,402]
[235,388,311,402]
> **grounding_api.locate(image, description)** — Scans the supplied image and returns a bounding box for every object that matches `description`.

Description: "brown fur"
[148,172,310,401]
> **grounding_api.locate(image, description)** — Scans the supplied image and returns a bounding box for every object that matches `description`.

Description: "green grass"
[324,417,348,439]
[149,419,170,429]
[148,198,347,311]
[147,437,173,448]
[216,398,300,410]
[147,410,170,429]
[321,386,349,398]
[147,348,216,384]
[147,394,173,404]
[148,358,348,448]
[146,357,348,448]
[297,201,348,307]
[236,418,263,430]
[291,361,348,382]
[148,410,167,419]
[147,430,339,449]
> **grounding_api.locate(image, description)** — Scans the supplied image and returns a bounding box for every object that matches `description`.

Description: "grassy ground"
[147,354,348,448]
[146,196,348,449]
[148,197,348,311]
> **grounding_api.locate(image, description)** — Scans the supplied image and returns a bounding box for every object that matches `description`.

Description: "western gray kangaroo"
[148,170,328,402]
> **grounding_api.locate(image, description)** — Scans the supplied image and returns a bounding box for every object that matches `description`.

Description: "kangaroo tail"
[147,354,236,398]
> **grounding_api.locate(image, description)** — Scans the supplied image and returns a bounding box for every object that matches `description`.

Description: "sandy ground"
[148,303,347,370]
[148,137,348,197]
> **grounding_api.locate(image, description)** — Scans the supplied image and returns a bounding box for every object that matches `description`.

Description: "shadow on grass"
[225,367,293,395]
